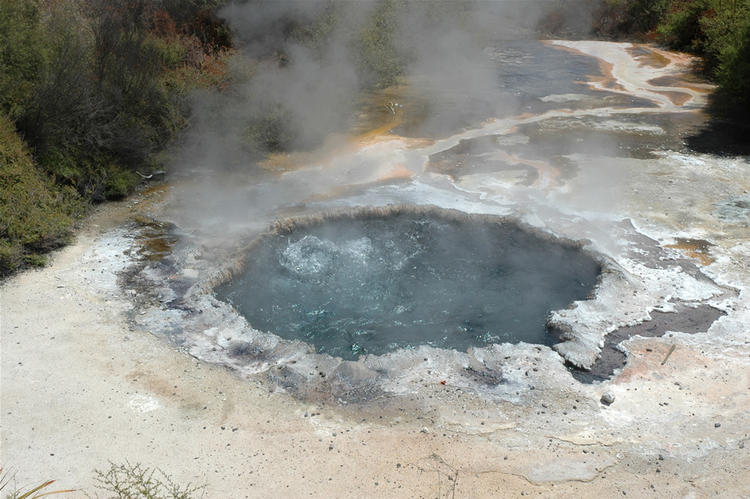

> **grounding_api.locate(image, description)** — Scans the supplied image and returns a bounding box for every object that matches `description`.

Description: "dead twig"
[135,170,166,179]
[661,344,676,365]
[415,453,459,499]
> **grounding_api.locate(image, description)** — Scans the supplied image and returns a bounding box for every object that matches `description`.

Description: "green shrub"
[356,0,406,89]
[0,0,234,275]
[593,0,669,37]
[104,166,140,200]
[0,0,44,121]
[659,0,710,52]
[710,16,750,115]
[0,114,82,276]
[0,240,22,275]
[147,35,187,70]
[241,105,297,154]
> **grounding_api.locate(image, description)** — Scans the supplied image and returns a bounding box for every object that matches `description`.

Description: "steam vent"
[216,209,601,359]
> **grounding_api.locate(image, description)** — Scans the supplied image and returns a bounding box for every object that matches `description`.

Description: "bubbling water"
[216,211,601,360]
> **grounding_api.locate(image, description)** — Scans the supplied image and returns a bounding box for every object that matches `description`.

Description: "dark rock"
[464,366,504,386]
[601,391,615,405]
[330,361,381,402]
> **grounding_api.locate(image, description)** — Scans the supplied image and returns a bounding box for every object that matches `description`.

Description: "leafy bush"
[0,0,44,121]
[0,0,232,201]
[657,0,750,115]
[664,3,705,48]
[707,9,750,114]
[593,0,669,37]
[242,105,297,154]
[0,114,82,276]
[0,0,234,275]
[355,0,406,89]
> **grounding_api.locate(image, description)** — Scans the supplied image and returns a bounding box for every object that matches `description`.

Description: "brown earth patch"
[665,238,715,266]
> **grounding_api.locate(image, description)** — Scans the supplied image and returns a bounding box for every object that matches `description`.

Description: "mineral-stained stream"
[216,210,601,360]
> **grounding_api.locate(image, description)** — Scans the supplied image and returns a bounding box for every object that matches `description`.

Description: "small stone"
[601,391,615,406]
[329,445,334,450]
[714,422,721,428]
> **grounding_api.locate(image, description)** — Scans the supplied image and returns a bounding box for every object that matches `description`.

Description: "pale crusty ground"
[2,196,749,499]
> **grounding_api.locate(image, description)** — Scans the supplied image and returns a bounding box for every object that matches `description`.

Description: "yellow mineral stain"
[142,184,169,196]
[628,45,671,68]
[301,172,412,203]
[137,236,177,261]
[131,214,177,261]
[665,238,715,266]
[653,90,693,106]
[378,163,413,181]
[259,88,430,174]
[648,75,714,94]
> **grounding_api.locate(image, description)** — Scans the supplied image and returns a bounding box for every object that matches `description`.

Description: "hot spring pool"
[216,210,601,360]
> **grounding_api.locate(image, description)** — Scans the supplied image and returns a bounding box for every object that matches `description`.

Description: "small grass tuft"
[0,466,75,499]
[93,461,205,499]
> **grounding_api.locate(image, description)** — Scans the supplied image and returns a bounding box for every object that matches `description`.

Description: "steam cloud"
[167,0,596,239]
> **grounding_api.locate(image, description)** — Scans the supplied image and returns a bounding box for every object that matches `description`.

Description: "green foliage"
[93,461,205,499]
[104,166,140,200]
[0,114,82,276]
[0,0,233,275]
[242,105,296,154]
[159,0,232,52]
[0,0,231,204]
[355,0,406,89]
[0,0,44,121]
[659,0,711,51]
[285,2,337,54]
[708,9,750,114]
[148,35,188,70]
[627,0,671,32]
[593,0,669,37]
[657,0,750,115]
